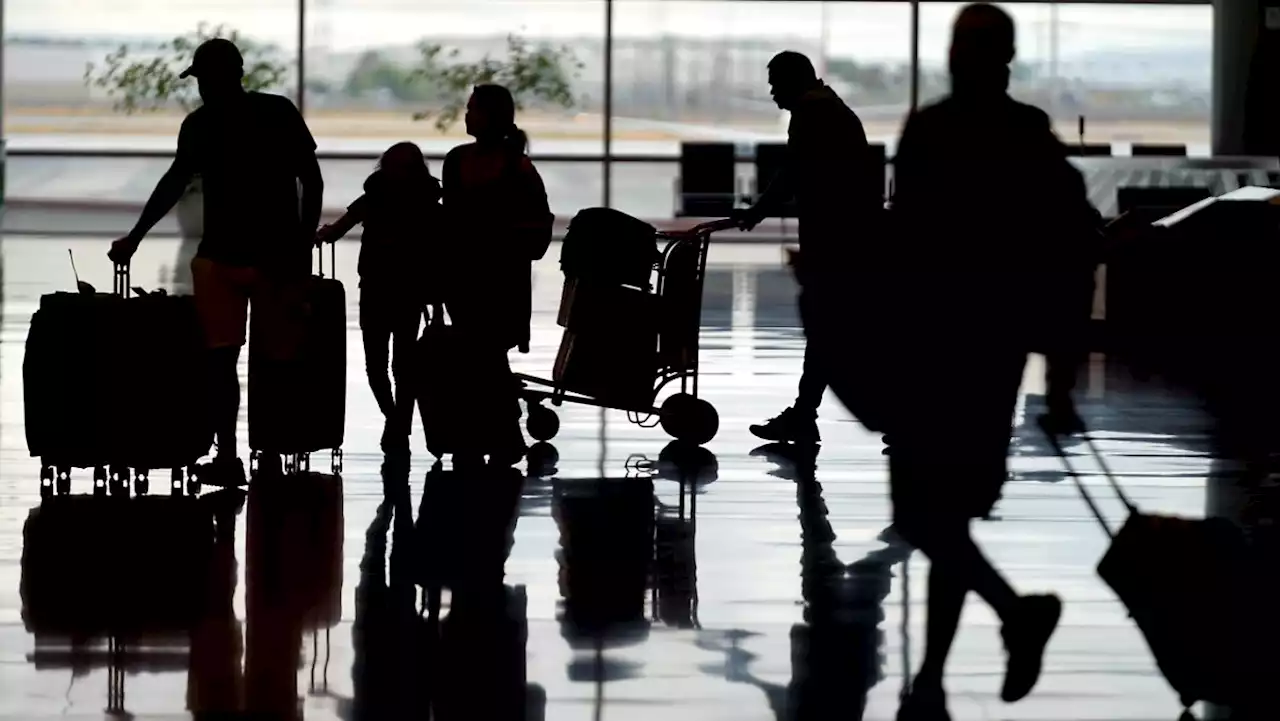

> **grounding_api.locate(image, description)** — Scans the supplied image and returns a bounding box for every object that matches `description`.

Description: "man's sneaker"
[1000,594,1063,702]
[197,456,247,488]
[749,407,820,444]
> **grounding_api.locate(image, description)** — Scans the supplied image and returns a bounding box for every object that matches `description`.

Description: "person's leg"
[387,302,423,435]
[750,288,823,443]
[487,346,527,467]
[795,338,827,413]
[359,288,396,420]
[913,561,969,691]
[893,454,1061,709]
[191,258,251,486]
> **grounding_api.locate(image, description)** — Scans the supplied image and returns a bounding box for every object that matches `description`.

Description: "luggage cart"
[517,218,736,446]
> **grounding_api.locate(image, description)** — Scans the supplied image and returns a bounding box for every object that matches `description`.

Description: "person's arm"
[110,116,199,263]
[281,96,323,240]
[513,157,554,260]
[888,111,923,214]
[128,120,199,241]
[317,195,366,244]
[749,115,802,218]
[1036,112,1101,405]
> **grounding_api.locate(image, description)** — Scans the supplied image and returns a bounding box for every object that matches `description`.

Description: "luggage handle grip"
[112,262,131,298]
[1037,415,1137,541]
[314,240,336,280]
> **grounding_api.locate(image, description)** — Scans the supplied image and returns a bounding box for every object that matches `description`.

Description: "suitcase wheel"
[659,393,719,446]
[133,468,149,496]
[185,465,201,496]
[39,466,54,499]
[56,466,72,496]
[526,405,561,442]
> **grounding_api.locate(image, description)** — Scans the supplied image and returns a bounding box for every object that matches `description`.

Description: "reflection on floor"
[0,237,1236,720]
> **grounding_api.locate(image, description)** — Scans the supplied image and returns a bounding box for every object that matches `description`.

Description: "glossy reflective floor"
[0,237,1222,719]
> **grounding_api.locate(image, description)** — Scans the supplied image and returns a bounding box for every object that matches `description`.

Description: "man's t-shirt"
[176,91,318,268]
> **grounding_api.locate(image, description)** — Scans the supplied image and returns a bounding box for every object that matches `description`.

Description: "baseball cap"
[179,38,244,79]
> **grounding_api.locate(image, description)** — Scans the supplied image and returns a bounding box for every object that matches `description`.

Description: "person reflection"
[188,489,247,720]
[721,444,910,721]
[350,458,425,720]
[416,461,539,721]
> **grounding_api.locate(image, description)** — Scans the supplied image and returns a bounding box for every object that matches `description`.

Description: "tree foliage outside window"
[409,34,584,131]
[84,22,288,114]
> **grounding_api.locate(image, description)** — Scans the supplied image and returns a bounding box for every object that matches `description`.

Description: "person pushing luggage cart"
[108,37,325,486]
[732,50,886,446]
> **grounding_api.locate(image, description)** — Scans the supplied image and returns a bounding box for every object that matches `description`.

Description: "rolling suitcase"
[416,305,513,459]
[1040,417,1254,717]
[23,263,213,497]
[248,245,346,470]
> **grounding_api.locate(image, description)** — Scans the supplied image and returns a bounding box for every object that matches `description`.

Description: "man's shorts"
[190,257,308,361]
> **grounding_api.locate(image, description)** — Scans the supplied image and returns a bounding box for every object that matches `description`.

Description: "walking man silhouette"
[839,6,1100,719]
[734,51,884,445]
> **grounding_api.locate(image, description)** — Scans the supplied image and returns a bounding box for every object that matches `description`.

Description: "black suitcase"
[248,246,346,465]
[23,263,213,495]
[560,207,659,288]
[1042,418,1255,717]
[416,306,513,459]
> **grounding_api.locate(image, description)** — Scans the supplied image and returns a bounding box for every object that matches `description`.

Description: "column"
[1212,0,1280,155]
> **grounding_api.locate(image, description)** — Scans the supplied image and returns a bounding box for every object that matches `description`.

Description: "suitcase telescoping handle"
[112,262,131,298]
[1037,415,1138,540]
[314,240,336,280]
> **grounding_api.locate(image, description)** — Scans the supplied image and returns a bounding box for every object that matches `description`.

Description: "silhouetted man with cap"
[109,37,324,486]
[838,5,1099,719]
[735,50,883,445]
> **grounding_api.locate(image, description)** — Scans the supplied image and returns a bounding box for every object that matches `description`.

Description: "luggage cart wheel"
[109,466,130,497]
[659,393,719,446]
[56,466,72,496]
[526,405,561,442]
[133,468,150,496]
[93,466,108,497]
[40,466,54,499]
[186,468,201,496]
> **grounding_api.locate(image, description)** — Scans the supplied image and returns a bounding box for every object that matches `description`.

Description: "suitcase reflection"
[20,476,344,719]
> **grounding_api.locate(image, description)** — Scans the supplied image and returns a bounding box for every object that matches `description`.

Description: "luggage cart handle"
[112,262,131,298]
[686,217,739,235]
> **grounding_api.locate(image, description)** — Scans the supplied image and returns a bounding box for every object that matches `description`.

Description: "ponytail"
[505,125,529,156]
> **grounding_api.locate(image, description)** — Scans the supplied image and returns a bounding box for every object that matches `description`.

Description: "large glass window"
[0,0,1217,221]
[917,3,1211,153]
[608,1,912,218]
[305,0,606,213]
[5,0,298,204]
